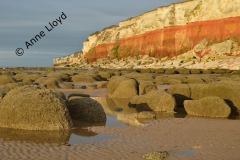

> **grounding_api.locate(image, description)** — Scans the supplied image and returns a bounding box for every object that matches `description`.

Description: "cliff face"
[54,0,240,66]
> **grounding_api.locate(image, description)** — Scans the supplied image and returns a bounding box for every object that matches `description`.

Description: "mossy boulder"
[6,82,24,89]
[0,75,17,85]
[43,79,61,89]
[47,73,71,82]
[1,71,15,76]
[167,84,191,107]
[184,96,231,118]
[139,81,157,95]
[24,74,41,81]
[87,83,97,89]
[71,75,95,82]
[185,77,204,84]
[107,76,138,98]
[124,73,154,82]
[190,69,202,74]
[189,84,207,99]
[68,93,90,100]
[98,71,111,79]
[66,97,106,122]
[22,78,34,85]
[199,83,240,111]
[0,86,73,130]
[163,75,186,83]
[167,79,182,85]
[130,90,176,112]
[97,81,108,88]
[14,73,29,81]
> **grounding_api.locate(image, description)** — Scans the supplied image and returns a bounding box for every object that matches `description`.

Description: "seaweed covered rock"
[142,151,168,160]
[61,82,74,89]
[47,73,71,82]
[163,75,186,83]
[14,73,29,81]
[0,75,17,85]
[199,83,240,111]
[167,79,182,85]
[1,71,15,76]
[43,79,61,89]
[98,71,111,79]
[87,83,97,90]
[107,76,138,98]
[184,96,231,118]
[68,93,90,100]
[71,75,95,82]
[23,74,41,81]
[0,92,6,103]
[0,85,73,130]
[130,90,176,112]
[139,81,157,95]
[167,84,191,107]
[97,81,108,88]
[6,82,24,89]
[185,77,204,84]
[66,97,106,122]
[22,78,34,85]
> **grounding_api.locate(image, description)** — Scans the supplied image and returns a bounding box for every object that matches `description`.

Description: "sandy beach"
[0,118,239,160]
[0,69,239,159]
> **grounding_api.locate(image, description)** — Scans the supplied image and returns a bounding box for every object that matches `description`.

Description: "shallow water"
[0,96,238,146]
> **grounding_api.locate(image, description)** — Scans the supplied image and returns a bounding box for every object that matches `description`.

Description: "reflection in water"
[94,97,190,126]
[68,119,118,144]
[0,97,237,145]
[94,97,144,126]
[0,127,71,145]
[71,120,106,137]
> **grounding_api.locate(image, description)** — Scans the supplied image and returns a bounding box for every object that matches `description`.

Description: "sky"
[0,0,179,67]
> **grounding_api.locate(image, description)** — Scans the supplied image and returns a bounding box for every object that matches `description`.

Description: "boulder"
[185,77,204,84]
[184,96,231,118]
[107,76,138,98]
[22,78,34,85]
[0,86,73,130]
[189,84,207,100]
[200,83,240,111]
[61,83,74,89]
[66,97,106,122]
[163,75,186,83]
[130,90,176,112]
[0,92,6,103]
[68,93,90,100]
[1,71,15,76]
[43,79,61,89]
[6,82,24,89]
[47,73,71,82]
[24,74,41,81]
[98,71,111,79]
[167,84,191,107]
[71,75,95,82]
[97,81,108,88]
[139,81,157,95]
[0,75,17,85]
[167,79,182,85]
[14,73,29,81]
[87,83,97,89]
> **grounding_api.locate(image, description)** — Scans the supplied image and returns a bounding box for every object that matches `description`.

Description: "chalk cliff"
[53,0,240,69]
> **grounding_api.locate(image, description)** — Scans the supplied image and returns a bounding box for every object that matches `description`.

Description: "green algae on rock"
[0,85,73,130]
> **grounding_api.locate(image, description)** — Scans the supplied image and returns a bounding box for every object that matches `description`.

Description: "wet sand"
[0,81,239,159]
[0,118,239,160]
